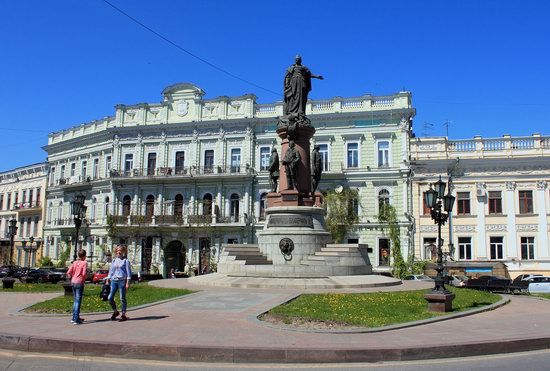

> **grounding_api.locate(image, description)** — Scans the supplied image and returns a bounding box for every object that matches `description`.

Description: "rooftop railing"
[412,134,550,159]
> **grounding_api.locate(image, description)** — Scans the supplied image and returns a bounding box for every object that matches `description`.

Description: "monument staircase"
[218,243,371,278]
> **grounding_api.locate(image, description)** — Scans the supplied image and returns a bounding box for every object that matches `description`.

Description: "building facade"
[0,163,48,267]
[411,134,550,278]
[42,83,415,275]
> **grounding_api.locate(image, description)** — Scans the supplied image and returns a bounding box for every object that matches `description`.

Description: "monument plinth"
[218,55,371,278]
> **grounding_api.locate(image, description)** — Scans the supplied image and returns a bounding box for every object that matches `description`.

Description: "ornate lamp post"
[7,218,18,266]
[423,176,456,312]
[2,218,18,289]
[70,194,86,262]
[21,236,40,268]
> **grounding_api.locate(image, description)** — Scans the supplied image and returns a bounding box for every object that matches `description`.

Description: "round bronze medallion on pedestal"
[279,238,294,260]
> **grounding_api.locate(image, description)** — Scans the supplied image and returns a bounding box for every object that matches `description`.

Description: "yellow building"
[0,163,48,267]
[411,134,550,278]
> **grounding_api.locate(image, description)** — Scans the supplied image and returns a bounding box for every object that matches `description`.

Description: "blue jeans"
[71,283,84,322]
[108,279,127,313]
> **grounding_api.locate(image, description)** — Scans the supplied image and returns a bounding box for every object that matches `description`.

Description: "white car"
[527,276,550,294]
[449,275,469,287]
[403,275,434,282]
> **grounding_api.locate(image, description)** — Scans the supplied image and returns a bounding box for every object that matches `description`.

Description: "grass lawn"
[533,293,550,300]
[262,287,501,328]
[23,283,193,314]
[0,282,64,292]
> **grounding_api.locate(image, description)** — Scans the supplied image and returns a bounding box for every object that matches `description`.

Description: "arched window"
[378,189,390,210]
[145,195,155,217]
[57,201,63,224]
[104,196,110,218]
[47,202,53,224]
[90,198,97,223]
[259,193,268,221]
[202,193,212,215]
[174,194,184,221]
[230,193,240,222]
[122,195,131,217]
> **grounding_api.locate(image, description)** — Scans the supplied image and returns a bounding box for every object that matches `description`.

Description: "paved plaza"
[1,278,550,363]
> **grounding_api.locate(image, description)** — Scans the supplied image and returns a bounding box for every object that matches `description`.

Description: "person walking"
[66,249,87,325]
[106,245,132,322]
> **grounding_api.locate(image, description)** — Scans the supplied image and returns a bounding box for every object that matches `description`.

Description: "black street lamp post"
[7,218,18,266]
[21,236,40,268]
[2,219,18,289]
[70,194,86,262]
[423,176,456,312]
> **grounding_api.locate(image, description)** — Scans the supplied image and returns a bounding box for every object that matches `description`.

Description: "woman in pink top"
[66,249,87,325]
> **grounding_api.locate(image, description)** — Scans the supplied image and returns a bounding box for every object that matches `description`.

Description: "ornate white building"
[411,134,550,278]
[0,163,47,267]
[42,83,415,276]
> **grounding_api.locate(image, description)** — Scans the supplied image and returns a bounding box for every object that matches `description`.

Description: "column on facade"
[476,185,488,259]
[156,186,163,222]
[153,237,162,266]
[30,216,35,237]
[244,183,250,223]
[537,181,549,258]
[187,237,194,265]
[133,190,139,216]
[505,182,517,258]
[110,189,116,216]
[22,218,28,238]
[216,185,222,221]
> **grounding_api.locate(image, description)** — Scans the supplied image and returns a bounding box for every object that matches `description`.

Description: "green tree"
[324,188,359,243]
[56,243,71,268]
[38,256,53,267]
[378,204,427,278]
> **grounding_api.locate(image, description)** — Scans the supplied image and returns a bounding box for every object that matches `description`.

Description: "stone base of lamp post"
[424,292,455,312]
[2,277,16,289]
[61,281,73,296]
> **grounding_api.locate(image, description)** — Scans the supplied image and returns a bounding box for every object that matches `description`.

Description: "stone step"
[305,254,340,263]
[244,259,273,265]
[233,254,270,261]
[320,247,358,253]
[314,251,358,257]
[225,250,264,256]
[224,247,262,253]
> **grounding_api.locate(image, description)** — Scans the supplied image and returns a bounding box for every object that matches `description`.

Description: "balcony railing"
[107,213,253,226]
[110,165,252,179]
[13,201,41,210]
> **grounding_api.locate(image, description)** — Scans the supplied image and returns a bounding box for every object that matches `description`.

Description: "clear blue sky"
[1,0,549,172]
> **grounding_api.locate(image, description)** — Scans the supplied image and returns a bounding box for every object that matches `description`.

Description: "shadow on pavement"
[86,315,169,323]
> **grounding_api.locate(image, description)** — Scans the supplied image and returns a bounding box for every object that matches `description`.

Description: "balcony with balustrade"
[109,165,254,183]
[109,212,250,227]
[411,134,550,161]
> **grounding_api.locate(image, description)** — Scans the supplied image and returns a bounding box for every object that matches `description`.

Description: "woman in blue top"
[106,245,132,321]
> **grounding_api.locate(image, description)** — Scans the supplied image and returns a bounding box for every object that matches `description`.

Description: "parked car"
[0,265,21,278]
[403,275,434,282]
[21,269,51,283]
[527,276,550,294]
[85,269,94,283]
[463,275,512,292]
[42,267,67,283]
[92,269,109,284]
[513,274,543,283]
[449,275,469,287]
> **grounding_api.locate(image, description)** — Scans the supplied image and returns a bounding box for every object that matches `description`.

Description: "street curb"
[1,332,550,363]
[255,295,511,334]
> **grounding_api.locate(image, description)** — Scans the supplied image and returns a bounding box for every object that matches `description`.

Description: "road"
[1,349,550,371]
